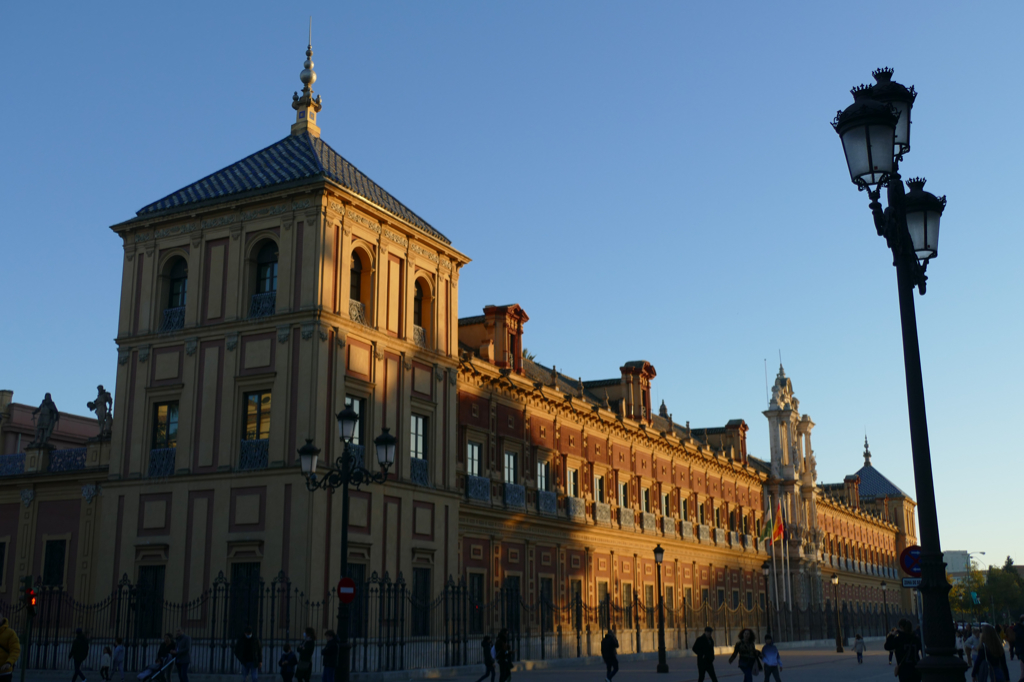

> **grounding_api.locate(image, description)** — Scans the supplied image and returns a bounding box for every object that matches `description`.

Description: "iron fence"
[0,572,920,675]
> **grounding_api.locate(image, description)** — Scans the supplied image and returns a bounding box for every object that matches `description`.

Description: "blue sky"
[1,2,1020,568]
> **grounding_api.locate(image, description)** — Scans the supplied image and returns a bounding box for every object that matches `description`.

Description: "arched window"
[168,258,188,308]
[249,241,278,319]
[413,281,424,326]
[256,242,278,293]
[159,256,188,332]
[350,252,363,301]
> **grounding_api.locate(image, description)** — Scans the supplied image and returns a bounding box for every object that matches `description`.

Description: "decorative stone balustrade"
[349,299,367,325]
[698,524,711,543]
[661,517,676,537]
[593,502,611,525]
[618,507,635,529]
[641,512,657,533]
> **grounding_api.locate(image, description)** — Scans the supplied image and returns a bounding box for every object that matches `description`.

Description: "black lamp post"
[881,581,890,633]
[299,407,397,682]
[654,544,668,673]
[832,68,965,682]
[761,561,772,639]
[831,574,843,653]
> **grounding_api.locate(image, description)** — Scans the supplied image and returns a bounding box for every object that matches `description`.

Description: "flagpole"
[770,514,781,638]
[781,493,794,641]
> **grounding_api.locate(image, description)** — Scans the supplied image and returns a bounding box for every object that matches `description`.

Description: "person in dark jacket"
[692,627,718,682]
[600,627,619,682]
[69,629,90,682]
[885,619,921,682]
[495,629,512,682]
[972,624,1010,682]
[473,636,495,682]
[174,630,191,682]
[295,629,315,682]
[235,627,262,682]
[727,628,761,682]
[320,631,338,682]
[277,644,297,682]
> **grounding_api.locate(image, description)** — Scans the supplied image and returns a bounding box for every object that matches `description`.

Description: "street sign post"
[900,545,922,578]
[903,577,922,588]
[337,577,356,604]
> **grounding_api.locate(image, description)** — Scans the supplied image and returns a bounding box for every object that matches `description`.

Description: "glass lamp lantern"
[832,86,899,188]
[336,406,359,442]
[868,68,917,156]
[298,439,321,476]
[653,544,665,564]
[881,581,887,592]
[903,177,946,261]
[762,561,771,578]
[831,573,839,586]
[374,427,397,469]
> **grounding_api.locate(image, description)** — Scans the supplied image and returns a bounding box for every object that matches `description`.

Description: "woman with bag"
[972,625,1010,682]
[727,629,762,682]
[885,619,922,682]
[295,629,315,682]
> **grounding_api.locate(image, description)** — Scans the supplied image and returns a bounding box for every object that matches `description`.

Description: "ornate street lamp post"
[762,561,773,639]
[299,407,397,682]
[832,68,966,682]
[654,544,668,673]
[881,581,890,633]
[831,574,843,653]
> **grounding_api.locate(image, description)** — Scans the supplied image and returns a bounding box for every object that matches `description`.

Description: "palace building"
[0,40,920,655]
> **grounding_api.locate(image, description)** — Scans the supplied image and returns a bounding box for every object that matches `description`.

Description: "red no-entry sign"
[900,545,922,578]
[337,577,356,604]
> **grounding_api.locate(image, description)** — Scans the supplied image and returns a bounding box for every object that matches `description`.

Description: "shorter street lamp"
[654,545,668,673]
[881,581,890,633]
[762,561,772,639]
[299,406,397,682]
[831,574,843,653]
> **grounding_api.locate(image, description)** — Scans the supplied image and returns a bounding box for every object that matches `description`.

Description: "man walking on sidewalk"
[692,626,718,682]
[601,627,619,682]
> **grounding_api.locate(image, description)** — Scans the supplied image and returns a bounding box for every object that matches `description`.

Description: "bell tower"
[291,21,323,138]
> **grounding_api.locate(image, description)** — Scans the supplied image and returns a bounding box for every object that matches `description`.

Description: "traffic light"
[21,576,37,617]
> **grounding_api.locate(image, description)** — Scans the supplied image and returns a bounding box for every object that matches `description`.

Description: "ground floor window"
[42,539,67,587]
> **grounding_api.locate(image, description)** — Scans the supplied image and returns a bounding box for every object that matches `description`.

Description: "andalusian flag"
[771,500,785,543]
[758,507,772,544]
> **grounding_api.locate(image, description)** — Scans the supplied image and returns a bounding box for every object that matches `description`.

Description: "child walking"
[100,647,112,681]
[853,634,866,664]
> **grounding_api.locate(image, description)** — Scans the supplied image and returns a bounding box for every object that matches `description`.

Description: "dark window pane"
[137,565,166,638]
[256,243,279,294]
[350,252,363,301]
[42,540,67,587]
[244,392,271,440]
[413,282,423,326]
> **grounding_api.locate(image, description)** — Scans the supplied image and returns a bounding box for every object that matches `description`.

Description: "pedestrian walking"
[760,635,782,682]
[174,629,191,682]
[600,627,619,682]
[0,617,22,682]
[885,618,922,682]
[967,627,982,666]
[727,628,761,682]
[235,627,262,682]
[495,629,513,682]
[100,647,112,681]
[295,629,315,682]
[957,630,965,661]
[69,628,90,682]
[473,636,495,682]
[972,625,1010,682]
[277,644,297,682]
[853,634,866,664]
[1011,615,1024,682]
[110,638,125,682]
[691,626,718,682]
[320,630,338,682]
[888,627,898,665]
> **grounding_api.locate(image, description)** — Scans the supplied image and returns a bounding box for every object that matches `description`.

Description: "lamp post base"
[917,654,969,682]
[656,663,669,674]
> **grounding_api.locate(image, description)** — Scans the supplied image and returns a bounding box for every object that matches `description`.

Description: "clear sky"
[1,2,1020,568]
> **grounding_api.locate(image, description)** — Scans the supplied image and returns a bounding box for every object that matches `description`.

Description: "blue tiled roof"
[854,464,911,499]
[136,132,449,244]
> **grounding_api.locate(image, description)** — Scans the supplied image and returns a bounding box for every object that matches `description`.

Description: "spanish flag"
[771,500,784,544]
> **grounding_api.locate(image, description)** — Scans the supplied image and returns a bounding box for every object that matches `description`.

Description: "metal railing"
[159,306,186,333]
[48,448,87,473]
[148,448,176,478]
[249,292,276,319]
[0,452,26,477]
[239,440,269,471]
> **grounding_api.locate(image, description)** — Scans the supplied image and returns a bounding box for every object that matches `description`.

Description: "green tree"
[980,559,1023,623]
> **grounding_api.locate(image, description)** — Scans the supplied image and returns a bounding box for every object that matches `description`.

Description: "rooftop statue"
[87,384,113,440]
[29,392,60,448]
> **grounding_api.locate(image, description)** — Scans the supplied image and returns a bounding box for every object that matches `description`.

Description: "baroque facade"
[0,43,919,636]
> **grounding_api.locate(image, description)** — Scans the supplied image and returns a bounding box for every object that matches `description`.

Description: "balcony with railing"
[249,292,276,319]
[413,325,427,348]
[48,448,87,473]
[743,533,754,552]
[662,516,676,537]
[159,306,186,333]
[466,475,491,502]
[698,524,711,543]
[504,482,525,509]
[0,453,25,477]
[148,448,176,478]
[680,520,694,541]
[593,502,611,525]
[566,497,586,522]
[537,490,557,515]
[641,511,657,533]
[729,530,740,547]
[349,299,367,325]
[714,528,727,545]
[618,507,635,529]
[238,439,269,470]
[410,457,429,486]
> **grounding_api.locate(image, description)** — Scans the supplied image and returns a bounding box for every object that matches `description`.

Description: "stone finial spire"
[658,399,668,418]
[863,435,872,466]
[291,19,323,138]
